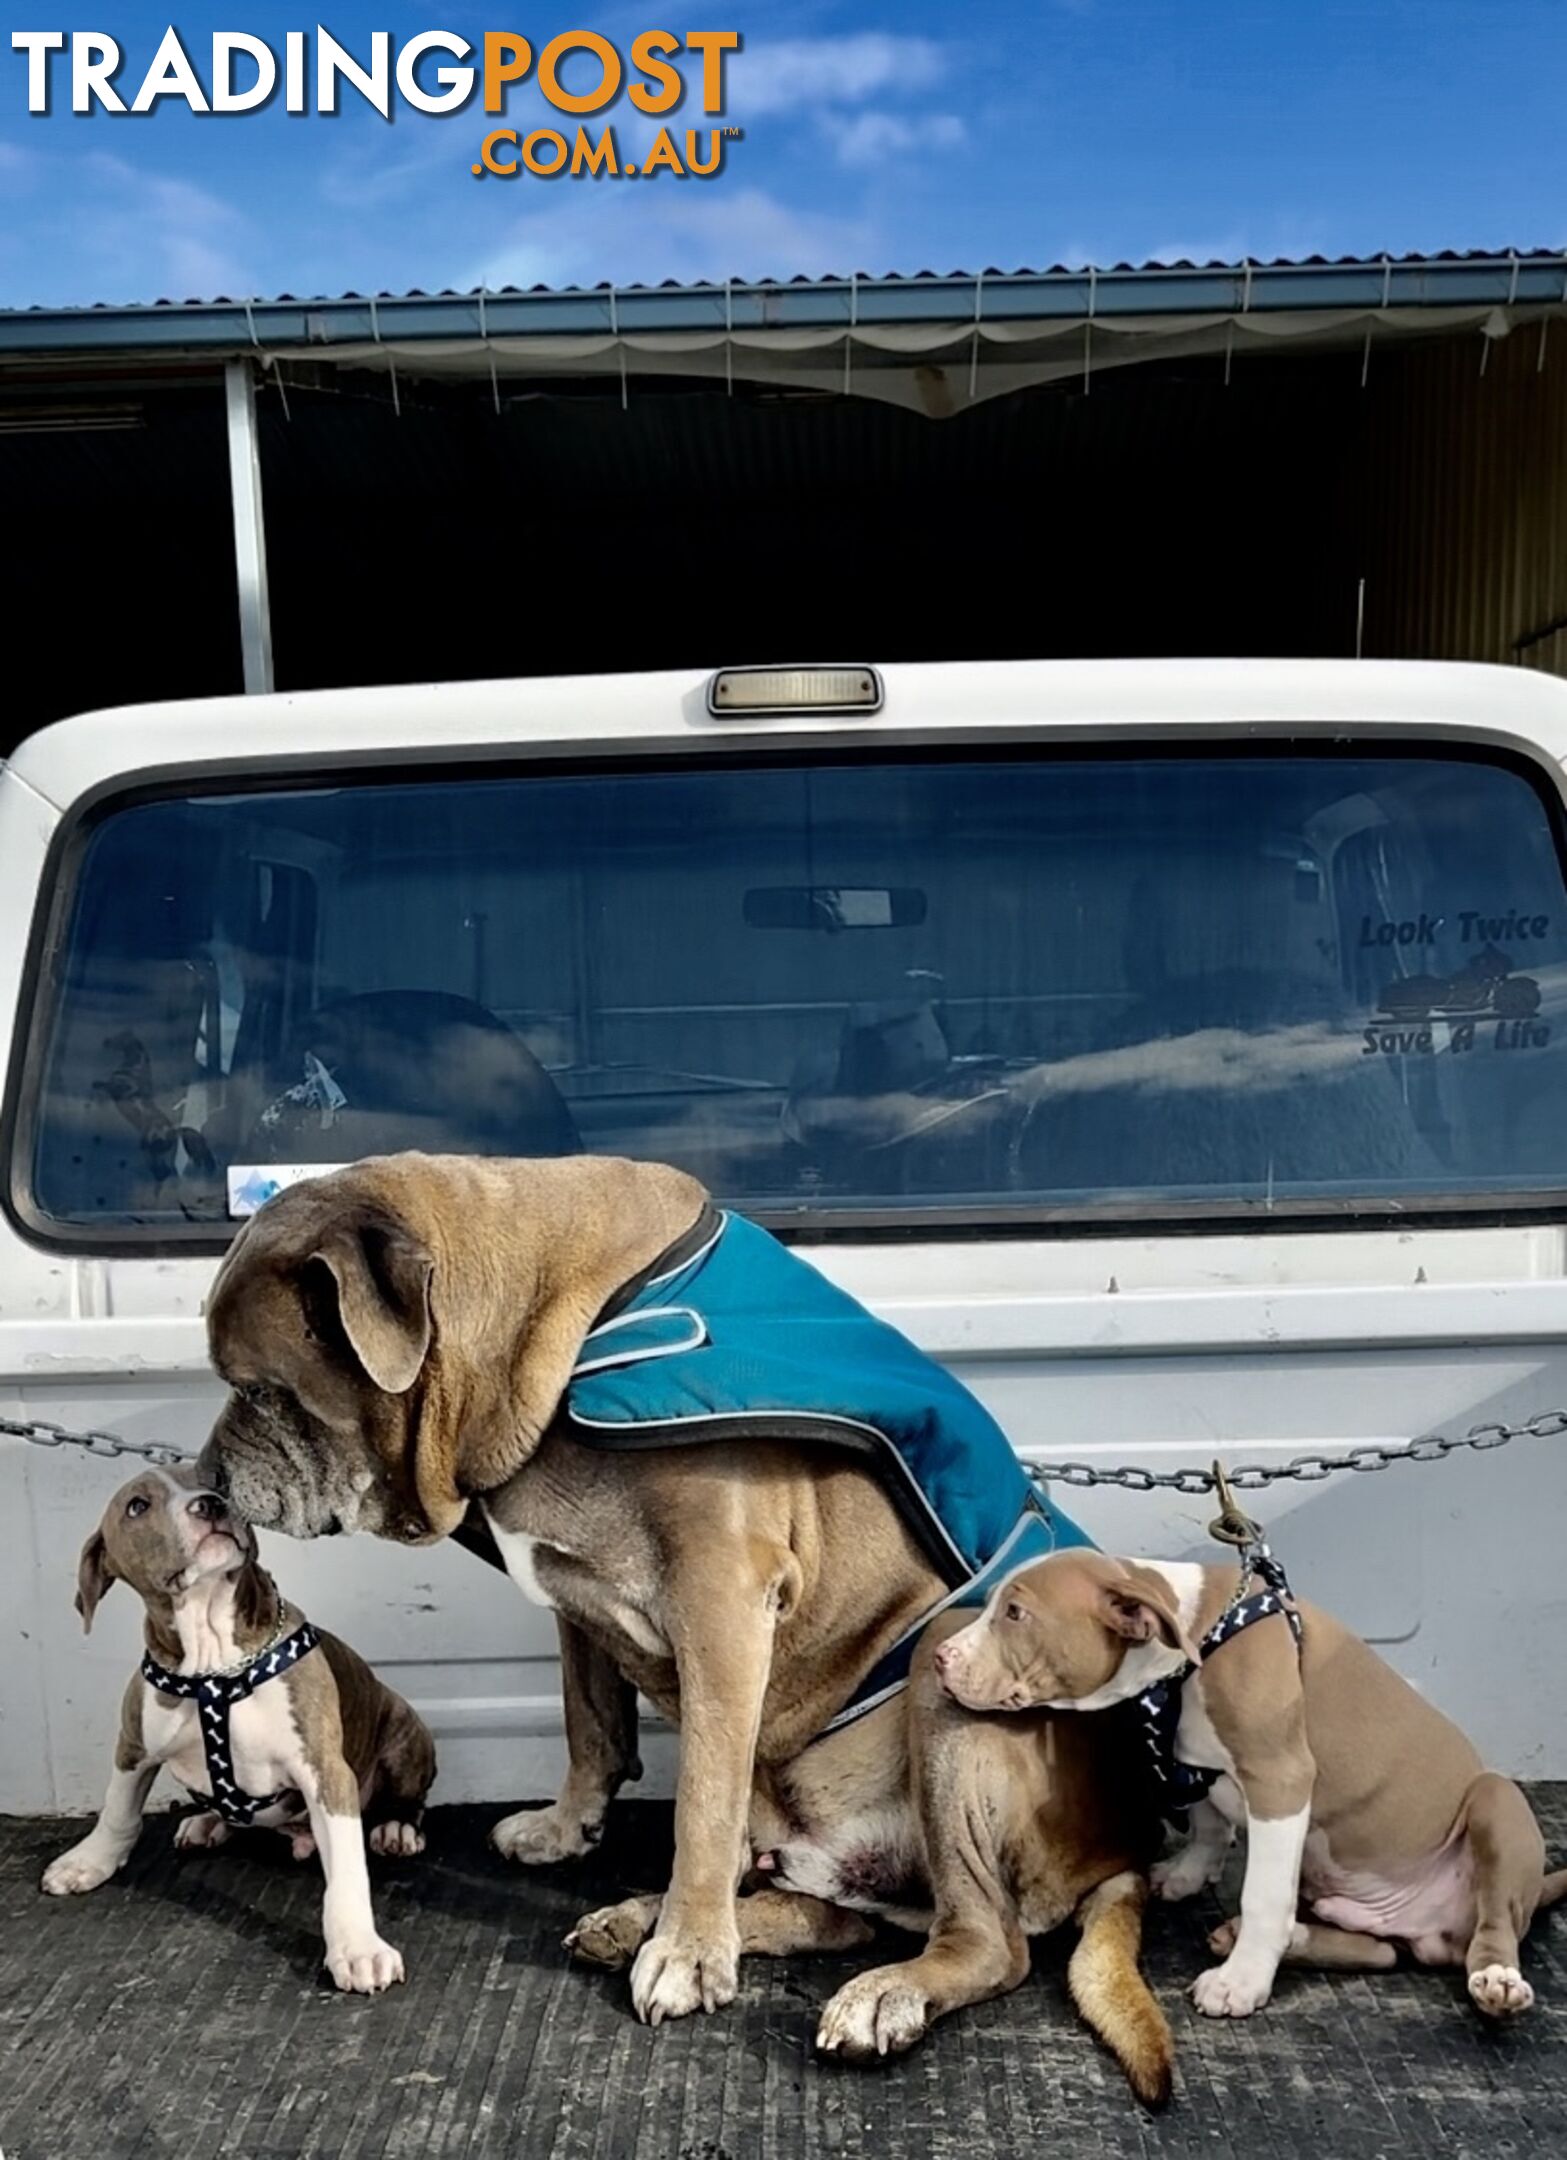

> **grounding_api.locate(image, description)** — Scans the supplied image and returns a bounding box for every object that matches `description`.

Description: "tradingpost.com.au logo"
[9,27,743,181]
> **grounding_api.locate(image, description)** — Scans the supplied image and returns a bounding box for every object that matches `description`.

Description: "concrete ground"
[3,1793,1565,2160]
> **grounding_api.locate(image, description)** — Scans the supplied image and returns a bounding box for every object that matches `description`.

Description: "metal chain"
[4,1405,1565,1488]
[1027,1407,1567,1498]
[0,1412,192,1467]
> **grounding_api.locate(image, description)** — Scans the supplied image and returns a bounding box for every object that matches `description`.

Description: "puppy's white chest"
[1174,1679,1244,1816]
[141,1679,301,1803]
[142,1687,200,1774]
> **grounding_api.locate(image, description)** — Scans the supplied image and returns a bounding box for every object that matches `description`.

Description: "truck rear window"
[16,747,1567,1237]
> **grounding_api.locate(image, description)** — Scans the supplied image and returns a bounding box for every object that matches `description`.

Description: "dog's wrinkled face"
[199,1179,437,1544]
[196,1151,711,1550]
[77,1465,256,1631]
[933,1552,1195,1713]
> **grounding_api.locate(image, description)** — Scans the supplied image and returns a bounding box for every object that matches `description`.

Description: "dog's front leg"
[299,1757,405,1995]
[1151,1796,1232,1901]
[818,1653,1029,2061]
[629,1547,788,2025]
[1190,1767,1313,2019]
[494,1619,640,1865]
[41,1755,159,1896]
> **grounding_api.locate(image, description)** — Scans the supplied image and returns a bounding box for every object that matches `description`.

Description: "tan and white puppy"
[569,1610,1175,2105]
[41,1464,435,1994]
[934,1548,1567,2023]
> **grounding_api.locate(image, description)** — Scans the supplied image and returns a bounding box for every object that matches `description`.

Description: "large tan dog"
[196,1152,1163,2074]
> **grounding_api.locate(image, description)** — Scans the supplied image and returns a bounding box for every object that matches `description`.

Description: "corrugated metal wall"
[1365,321,1567,675]
[4,325,1566,757]
[251,358,1369,693]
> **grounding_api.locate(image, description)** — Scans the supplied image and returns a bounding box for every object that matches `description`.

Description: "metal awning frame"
[88,252,1558,692]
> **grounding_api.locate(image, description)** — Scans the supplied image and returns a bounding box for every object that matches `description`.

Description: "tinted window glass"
[24,750,1567,1231]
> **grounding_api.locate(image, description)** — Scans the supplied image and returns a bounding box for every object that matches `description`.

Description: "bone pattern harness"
[140,1620,321,1826]
[1133,1542,1304,1818]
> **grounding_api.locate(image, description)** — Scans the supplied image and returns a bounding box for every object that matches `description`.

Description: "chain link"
[1027,1405,1567,1500]
[0,1412,192,1468]
[4,1404,1564,1491]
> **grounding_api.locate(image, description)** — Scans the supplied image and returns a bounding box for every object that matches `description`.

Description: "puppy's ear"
[308,1212,434,1395]
[75,1531,115,1633]
[1099,1584,1200,1665]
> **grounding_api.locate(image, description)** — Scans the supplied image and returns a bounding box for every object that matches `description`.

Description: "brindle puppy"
[43,1464,434,1993]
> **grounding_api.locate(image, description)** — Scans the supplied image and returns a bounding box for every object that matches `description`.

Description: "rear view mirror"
[743,886,928,931]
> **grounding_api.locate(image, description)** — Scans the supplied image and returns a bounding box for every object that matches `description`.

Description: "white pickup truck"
[4,658,1566,1813]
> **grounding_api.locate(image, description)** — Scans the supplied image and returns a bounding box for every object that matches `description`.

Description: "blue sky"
[1,2,1565,307]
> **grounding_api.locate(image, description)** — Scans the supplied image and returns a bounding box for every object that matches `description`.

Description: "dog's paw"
[817,1968,933,2059]
[1191,1956,1273,2018]
[491,1805,600,1866]
[289,1829,318,1863]
[175,1812,232,1852]
[630,1926,739,2024]
[1469,1963,1534,2018]
[326,1935,405,1995]
[40,1846,119,1897]
[1152,1848,1221,1902]
[566,1894,662,1971]
[368,1820,425,1859]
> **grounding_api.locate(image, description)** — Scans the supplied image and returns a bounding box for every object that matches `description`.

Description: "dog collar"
[141,1619,321,1826]
[1131,1542,1304,1819]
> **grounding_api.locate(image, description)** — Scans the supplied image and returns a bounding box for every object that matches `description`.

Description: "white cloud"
[736,34,946,118]
[82,153,256,298]
[320,72,565,214]
[321,121,476,212]
[1136,219,1339,271]
[1141,234,1251,267]
[474,182,877,291]
[833,111,965,169]
[9,150,259,304]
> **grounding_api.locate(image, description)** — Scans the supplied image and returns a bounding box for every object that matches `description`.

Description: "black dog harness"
[1133,1541,1304,1819]
[141,1620,321,1826]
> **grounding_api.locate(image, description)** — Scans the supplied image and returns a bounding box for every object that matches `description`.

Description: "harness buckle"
[1207,1457,1264,1550]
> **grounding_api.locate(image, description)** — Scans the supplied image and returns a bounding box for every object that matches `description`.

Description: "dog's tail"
[1540,1866,1567,1911]
[1068,1871,1174,2110]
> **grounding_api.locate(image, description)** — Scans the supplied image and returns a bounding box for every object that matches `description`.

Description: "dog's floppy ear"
[1098,1580,1200,1664]
[308,1212,434,1395]
[75,1531,114,1633]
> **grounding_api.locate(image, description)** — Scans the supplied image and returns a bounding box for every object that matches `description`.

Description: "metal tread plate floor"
[3,1792,1565,2160]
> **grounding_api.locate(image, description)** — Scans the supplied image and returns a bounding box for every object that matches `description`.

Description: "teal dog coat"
[564,1208,1091,1733]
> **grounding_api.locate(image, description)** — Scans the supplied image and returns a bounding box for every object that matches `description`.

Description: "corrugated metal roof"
[1,249,1563,359]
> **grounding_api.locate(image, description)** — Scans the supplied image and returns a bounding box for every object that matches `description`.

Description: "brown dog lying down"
[195,1150,1164,2068]
[569,1609,1174,2101]
[41,1464,435,1994]
[935,1547,1567,2022]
